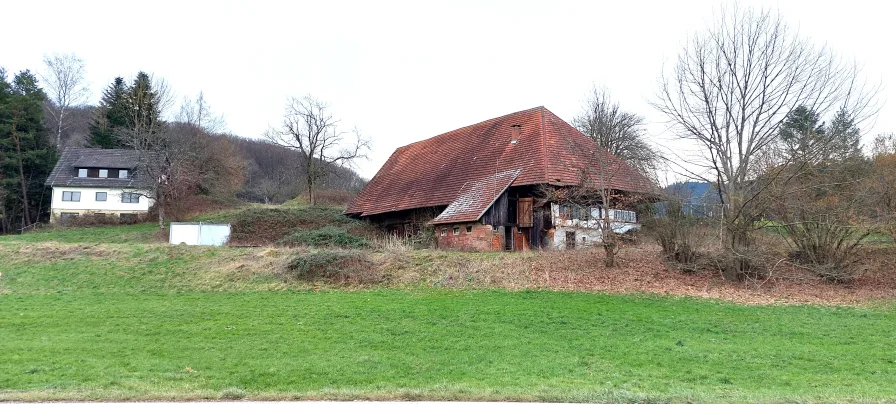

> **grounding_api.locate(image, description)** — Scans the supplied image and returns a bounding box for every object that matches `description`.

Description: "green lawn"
[0,222,160,245]
[1,226,895,403]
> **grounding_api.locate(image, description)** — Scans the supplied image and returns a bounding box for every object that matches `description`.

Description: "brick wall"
[436,222,499,251]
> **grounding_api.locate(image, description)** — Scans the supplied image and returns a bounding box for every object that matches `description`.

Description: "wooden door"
[517,197,533,227]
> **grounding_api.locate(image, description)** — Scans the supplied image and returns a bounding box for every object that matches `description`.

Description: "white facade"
[50,186,153,220]
[550,204,641,249]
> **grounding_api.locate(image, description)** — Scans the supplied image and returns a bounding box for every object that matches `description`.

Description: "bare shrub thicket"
[281,250,379,284]
[643,200,711,271]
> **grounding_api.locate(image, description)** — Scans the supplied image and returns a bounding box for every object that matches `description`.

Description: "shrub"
[278,226,370,248]
[782,217,870,282]
[282,250,378,283]
[643,201,708,271]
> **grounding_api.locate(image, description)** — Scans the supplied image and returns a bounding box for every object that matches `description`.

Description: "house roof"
[429,169,521,225]
[46,148,146,188]
[345,106,655,218]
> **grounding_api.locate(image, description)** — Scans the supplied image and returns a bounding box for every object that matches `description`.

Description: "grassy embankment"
[1,209,895,403]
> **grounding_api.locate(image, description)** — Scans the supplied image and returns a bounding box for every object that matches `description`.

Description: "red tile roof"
[346,106,654,218]
[429,169,521,225]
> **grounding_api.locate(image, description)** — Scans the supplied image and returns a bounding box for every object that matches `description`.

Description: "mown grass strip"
[1,290,894,403]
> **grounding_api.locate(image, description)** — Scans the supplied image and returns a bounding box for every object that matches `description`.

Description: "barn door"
[517,197,533,227]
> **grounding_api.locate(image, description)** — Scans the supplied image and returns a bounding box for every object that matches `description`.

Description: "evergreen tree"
[826,106,863,161]
[88,77,129,148]
[123,71,165,149]
[779,105,826,163]
[0,69,57,232]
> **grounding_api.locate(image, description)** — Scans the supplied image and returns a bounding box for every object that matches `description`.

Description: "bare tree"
[265,95,370,205]
[40,53,90,149]
[653,5,880,280]
[177,91,226,133]
[572,85,658,179]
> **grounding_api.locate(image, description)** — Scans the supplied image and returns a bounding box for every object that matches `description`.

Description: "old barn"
[345,107,654,251]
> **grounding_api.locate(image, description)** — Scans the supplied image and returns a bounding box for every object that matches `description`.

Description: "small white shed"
[169,222,231,246]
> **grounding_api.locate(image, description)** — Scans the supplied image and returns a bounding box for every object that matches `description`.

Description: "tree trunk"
[56,108,65,150]
[10,120,31,228]
[157,189,165,230]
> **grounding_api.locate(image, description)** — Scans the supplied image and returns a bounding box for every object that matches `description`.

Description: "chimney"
[510,125,521,144]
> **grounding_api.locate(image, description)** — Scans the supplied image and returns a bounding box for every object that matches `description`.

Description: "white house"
[46,148,154,222]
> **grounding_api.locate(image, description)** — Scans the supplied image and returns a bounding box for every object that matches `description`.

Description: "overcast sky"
[3,0,892,180]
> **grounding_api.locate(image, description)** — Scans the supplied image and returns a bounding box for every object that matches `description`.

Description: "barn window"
[453,226,460,235]
[440,228,447,237]
[466,225,473,233]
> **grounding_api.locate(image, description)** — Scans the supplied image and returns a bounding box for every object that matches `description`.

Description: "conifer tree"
[0,69,57,232]
[88,77,129,148]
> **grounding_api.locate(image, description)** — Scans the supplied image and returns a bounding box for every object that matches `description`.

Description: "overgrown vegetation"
[281,250,375,283]
[227,205,370,246]
[279,226,370,248]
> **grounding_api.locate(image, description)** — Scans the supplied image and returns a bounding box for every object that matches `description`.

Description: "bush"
[282,250,378,283]
[643,201,708,271]
[783,218,869,283]
[278,226,370,248]
[56,212,148,227]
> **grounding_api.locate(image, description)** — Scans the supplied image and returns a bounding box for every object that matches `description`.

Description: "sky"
[2,0,893,181]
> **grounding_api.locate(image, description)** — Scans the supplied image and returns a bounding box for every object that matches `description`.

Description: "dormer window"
[74,168,128,179]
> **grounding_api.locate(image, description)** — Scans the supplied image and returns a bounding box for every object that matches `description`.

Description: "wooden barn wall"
[480,191,509,226]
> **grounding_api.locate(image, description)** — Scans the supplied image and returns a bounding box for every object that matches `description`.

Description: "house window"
[77,168,87,177]
[121,192,140,203]
[62,191,81,202]
[99,169,108,178]
[440,228,447,237]
[119,170,128,179]
[466,225,473,233]
[87,168,100,178]
[60,212,79,220]
[95,192,107,201]
[453,226,460,235]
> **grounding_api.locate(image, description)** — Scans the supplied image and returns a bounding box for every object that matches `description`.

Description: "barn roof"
[346,106,654,218]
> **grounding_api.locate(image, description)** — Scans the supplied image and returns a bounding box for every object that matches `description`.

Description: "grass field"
[1,224,895,403]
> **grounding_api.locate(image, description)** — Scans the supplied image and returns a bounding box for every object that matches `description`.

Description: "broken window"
[453,226,460,235]
[440,228,447,237]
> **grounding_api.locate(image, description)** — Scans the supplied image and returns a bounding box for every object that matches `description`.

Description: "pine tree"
[88,77,129,148]
[826,106,863,161]
[779,105,826,163]
[0,70,57,232]
[124,72,164,149]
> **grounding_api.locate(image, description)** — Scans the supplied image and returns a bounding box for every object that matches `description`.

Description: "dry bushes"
[56,212,147,227]
[281,250,379,284]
